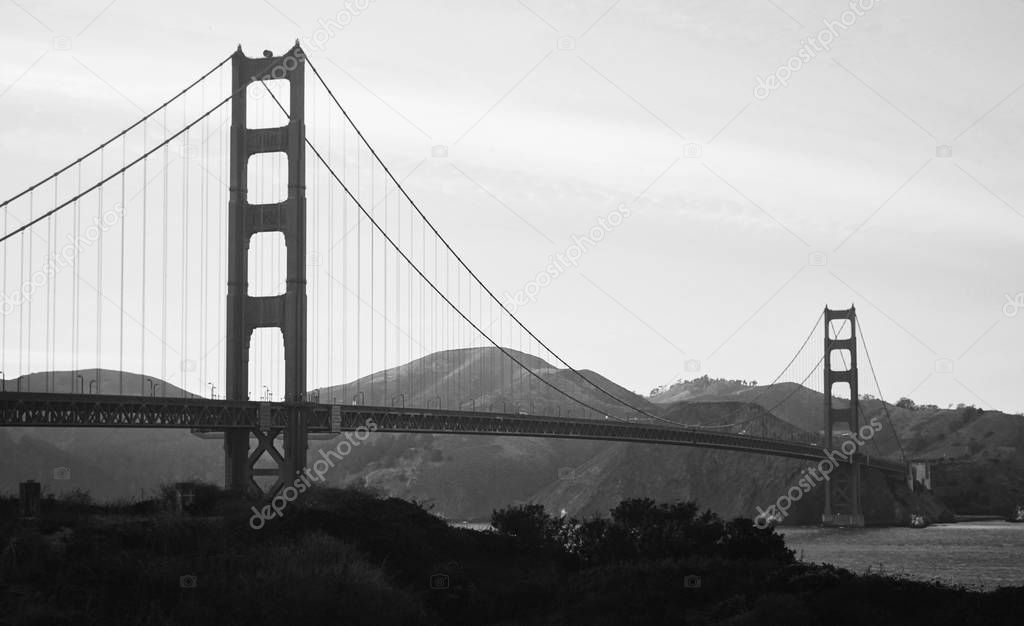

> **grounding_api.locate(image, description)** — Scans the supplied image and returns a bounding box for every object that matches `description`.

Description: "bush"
[491,498,794,568]
[157,481,237,516]
[896,397,917,410]
[58,488,94,507]
[491,503,560,551]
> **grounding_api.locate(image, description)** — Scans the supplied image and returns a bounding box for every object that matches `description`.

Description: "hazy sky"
[1,0,1023,412]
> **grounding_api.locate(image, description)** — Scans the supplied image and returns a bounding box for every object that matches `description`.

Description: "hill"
[0,352,939,522]
[651,376,1024,515]
[0,370,223,500]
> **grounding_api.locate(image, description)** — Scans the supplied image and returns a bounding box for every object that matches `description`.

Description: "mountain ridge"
[3,351,1009,518]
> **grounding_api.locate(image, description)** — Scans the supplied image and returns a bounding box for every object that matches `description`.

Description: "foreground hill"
[0,487,1018,625]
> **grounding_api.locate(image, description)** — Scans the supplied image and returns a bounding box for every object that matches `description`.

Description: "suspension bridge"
[0,43,907,526]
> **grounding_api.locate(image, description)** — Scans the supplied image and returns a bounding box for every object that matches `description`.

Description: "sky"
[1,0,1023,412]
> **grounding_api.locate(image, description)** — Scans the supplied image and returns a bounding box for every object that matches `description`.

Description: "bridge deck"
[0,391,906,475]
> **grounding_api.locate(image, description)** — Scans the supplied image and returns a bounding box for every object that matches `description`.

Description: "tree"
[719,518,794,562]
[610,497,660,529]
[896,397,917,410]
[491,504,559,551]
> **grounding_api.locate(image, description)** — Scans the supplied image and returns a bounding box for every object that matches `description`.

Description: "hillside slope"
[0,354,943,521]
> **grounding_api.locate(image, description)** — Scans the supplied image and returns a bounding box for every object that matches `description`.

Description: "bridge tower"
[822,306,864,527]
[224,43,308,495]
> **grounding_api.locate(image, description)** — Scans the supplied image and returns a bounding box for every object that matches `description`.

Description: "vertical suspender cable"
[73,162,81,385]
[27,190,33,391]
[46,180,54,391]
[18,194,25,390]
[119,135,126,394]
[356,132,360,401]
[218,69,225,397]
[96,148,103,391]
[161,109,168,391]
[200,82,208,396]
[141,120,147,394]
[181,121,189,397]
[370,156,374,403]
[2,185,7,387]
[383,166,387,401]
[328,96,334,395]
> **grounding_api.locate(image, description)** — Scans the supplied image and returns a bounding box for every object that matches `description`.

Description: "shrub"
[491,498,794,567]
[491,503,559,550]
[896,397,916,410]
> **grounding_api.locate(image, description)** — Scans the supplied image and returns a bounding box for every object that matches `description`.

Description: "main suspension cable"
[0,95,233,245]
[0,53,232,211]
[259,80,643,424]
[856,316,907,464]
[303,56,661,422]
[699,310,825,429]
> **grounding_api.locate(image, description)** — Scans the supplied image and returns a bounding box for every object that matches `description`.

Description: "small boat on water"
[909,513,928,529]
[1009,505,1024,523]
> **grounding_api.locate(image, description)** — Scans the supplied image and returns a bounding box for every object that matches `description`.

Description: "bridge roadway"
[0,391,906,475]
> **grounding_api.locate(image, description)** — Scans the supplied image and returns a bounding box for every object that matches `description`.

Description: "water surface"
[782,522,1024,590]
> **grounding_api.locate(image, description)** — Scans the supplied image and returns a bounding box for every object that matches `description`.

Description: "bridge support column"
[224,42,308,496]
[822,306,865,527]
[224,430,250,492]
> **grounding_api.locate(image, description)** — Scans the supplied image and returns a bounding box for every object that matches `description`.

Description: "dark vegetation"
[649,375,758,398]
[1,486,1021,625]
